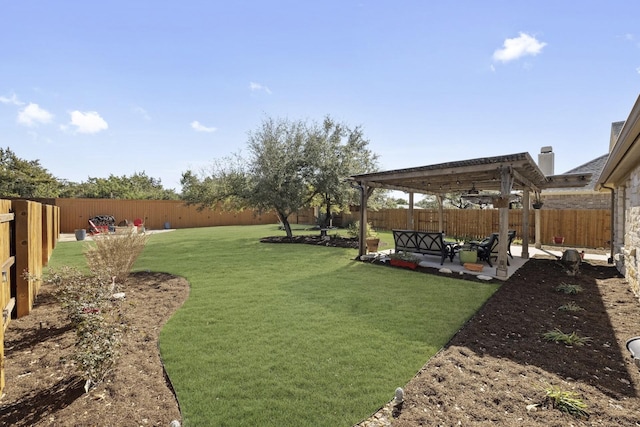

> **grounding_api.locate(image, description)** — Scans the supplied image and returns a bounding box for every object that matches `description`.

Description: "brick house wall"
[540,192,610,209]
[615,166,640,296]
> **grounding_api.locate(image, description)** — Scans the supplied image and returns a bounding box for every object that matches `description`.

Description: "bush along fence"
[0,198,60,393]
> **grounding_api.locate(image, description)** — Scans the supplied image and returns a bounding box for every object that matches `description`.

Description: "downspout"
[601,184,615,264]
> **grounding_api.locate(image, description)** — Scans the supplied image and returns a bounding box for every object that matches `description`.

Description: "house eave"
[597,94,640,189]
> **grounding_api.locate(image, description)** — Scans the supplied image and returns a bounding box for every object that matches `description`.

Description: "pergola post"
[535,209,542,249]
[356,181,373,258]
[437,195,444,232]
[521,190,530,259]
[495,166,512,279]
[408,192,414,229]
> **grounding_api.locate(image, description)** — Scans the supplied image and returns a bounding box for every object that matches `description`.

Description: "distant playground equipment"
[87,215,145,235]
[88,215,116,235]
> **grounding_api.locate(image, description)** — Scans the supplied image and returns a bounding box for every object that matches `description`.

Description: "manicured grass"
[49,225,499,426]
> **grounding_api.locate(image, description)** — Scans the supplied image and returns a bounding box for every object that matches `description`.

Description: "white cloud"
[191,120,217,133]
[17,103,54,126]
[0,93,23,106]
[637,66,640,74]
[68,110,108,134]
[493,32,546,63]
[249,81,272,94]
[133,106,151,120]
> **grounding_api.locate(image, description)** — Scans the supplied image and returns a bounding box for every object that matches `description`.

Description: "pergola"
[349,152,591,279]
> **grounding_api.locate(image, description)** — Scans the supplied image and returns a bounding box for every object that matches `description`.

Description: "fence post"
[0,199,14,394]
[13,200,43,319]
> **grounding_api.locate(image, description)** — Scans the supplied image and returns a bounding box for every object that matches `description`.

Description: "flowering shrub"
[47,267,126,390]
[47,232,146,391]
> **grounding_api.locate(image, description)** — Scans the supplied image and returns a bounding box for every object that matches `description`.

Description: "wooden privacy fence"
[342,208,611,249]
[45,198,283,233]
[0,199,60,393]
[40,198,610,248]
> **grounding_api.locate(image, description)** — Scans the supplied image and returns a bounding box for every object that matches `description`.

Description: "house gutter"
[601,184,615,264]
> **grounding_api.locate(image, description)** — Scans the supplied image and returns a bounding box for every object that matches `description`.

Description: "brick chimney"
[538,146,554,176]
[610,121,625,152]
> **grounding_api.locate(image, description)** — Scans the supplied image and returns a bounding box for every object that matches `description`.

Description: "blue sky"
[1,1,639,192]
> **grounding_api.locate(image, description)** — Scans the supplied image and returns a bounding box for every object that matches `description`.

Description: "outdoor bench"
[392,229,448,265]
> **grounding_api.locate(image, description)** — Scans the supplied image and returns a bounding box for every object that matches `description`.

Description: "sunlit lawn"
[49,224,499,426]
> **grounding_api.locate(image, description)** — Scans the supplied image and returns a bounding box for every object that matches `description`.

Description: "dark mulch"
[390,258,640,426]
[0,272,189,427]
[260,234,359,248]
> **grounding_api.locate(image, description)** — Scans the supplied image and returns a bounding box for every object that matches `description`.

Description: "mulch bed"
[260,234,359,248]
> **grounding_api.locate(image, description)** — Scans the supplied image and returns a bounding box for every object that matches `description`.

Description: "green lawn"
[49,225,499,426]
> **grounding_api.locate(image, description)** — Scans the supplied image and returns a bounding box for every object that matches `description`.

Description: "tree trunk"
[324,195,332,228]
[278,212,293,238]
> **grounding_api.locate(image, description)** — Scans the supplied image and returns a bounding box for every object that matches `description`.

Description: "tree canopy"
[0,147,178,200]
[63,172,179,200]
[0,147,62,198]
[305,117,379,227]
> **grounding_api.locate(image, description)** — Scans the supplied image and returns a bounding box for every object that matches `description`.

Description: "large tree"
[305,117,378,228]
[181,117,310,237]
[181,116,380,238]
[0,147,62,198]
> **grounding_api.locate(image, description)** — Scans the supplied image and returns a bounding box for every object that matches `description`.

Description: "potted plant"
[365,225,380,253]
[532,193,544,209]
[348,220,380,253]
[388,251,420,269]
[458,247,478,264]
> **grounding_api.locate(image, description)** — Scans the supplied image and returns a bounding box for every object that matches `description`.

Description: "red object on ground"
[390,259,418,269]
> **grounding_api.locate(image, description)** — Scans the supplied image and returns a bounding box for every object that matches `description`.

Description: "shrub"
[543,385,589,419]
[389,251,420,262]
[346,221,377,239]
[555,283,583,295]
[84,230,148,286]
[47,266,127,391]
[558,301,584,312]
[542,328,591,346]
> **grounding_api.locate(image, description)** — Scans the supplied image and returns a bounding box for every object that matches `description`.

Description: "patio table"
[444,239,462,262]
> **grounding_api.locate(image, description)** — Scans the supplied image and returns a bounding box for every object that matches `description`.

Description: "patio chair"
[507,230,516,259]
[474,231,515,267]
[132,218,146,233]
[474,233,496,267]
[88,215,116,234]
[88,219,108,235]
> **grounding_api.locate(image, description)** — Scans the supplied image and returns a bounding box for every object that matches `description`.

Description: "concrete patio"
[363,245,610,280]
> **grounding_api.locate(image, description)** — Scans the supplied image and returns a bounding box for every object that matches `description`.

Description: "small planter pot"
[74,229,86,241]
[459,249,478,264]
[365,238,380,253]
[390,259,418,269]
[553,236,565,244]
